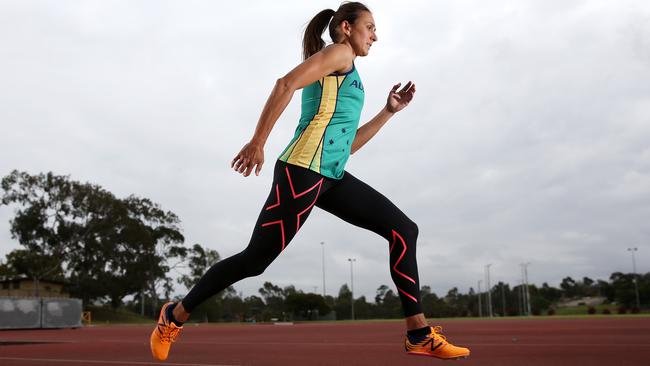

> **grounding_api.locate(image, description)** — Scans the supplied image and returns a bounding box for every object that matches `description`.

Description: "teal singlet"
[279,63,364,179]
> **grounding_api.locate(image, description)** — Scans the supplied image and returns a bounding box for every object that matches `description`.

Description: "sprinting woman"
[150,2,470,361]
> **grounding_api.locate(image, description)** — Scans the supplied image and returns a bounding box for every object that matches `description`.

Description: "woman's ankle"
[405,313,428,331]
[173,302,190,323]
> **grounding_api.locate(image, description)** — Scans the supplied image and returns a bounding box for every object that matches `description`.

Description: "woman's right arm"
[231,44,353,177]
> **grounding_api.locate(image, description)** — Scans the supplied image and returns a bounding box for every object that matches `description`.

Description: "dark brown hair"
[302,2,370,61]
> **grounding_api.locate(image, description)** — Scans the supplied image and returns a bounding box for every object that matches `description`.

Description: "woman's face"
[341,11,377,57]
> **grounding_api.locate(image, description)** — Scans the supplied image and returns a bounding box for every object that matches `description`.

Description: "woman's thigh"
[315,171,415,240]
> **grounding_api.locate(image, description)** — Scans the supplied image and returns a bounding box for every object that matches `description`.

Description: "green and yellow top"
[279,63,364,179]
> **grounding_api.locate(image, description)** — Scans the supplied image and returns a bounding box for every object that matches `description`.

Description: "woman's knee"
[409,220,419,239]
[235,251,272,277]
[246,264,266,277]
[244,258,270,277]
[397,218,419,243]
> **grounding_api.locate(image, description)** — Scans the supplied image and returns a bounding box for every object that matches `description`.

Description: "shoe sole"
[150,302,173,361]
[407,351,470,360]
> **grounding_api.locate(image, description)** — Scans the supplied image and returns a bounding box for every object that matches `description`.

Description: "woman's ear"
[340,20,352,38]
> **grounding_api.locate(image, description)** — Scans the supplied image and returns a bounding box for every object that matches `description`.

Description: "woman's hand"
[386,81,416,113]
[231,141,265,177]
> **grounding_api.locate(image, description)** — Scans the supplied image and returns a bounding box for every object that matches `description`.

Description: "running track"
[1,317,649,365]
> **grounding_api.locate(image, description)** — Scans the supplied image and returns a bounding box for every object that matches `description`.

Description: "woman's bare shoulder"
[321,44,354,73]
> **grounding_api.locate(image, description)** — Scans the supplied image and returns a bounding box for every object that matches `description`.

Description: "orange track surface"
[1,317,649,365]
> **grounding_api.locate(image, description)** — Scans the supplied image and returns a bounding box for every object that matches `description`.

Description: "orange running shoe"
[150,302,183,361]
[405,325,470,360]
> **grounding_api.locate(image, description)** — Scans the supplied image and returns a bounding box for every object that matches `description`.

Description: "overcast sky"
[1,0,649,303]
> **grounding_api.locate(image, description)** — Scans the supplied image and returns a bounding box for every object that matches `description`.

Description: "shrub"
[631,307,640,314]
[617,307,628,314]
[587,306,597,315]
[602,308,611,315]
[547,309,555,316]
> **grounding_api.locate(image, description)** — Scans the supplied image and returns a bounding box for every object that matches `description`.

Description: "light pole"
[485,264,493,317]
[525,262,532,316]
[501,281,506,317]
[348,258,356,320]
[628,248,641,309]
[477,280,483,317]
[321,241,326,298]
[521,262,531,316]
[518,279,523,316]
[519,265,527,316]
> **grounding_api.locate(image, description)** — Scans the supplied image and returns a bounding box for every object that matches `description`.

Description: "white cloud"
[1,0,649,303]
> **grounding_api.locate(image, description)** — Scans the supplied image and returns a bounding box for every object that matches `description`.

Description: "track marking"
[89,340,650,347]
[463,343,650,347]
[4,338,650,348]
[0,340,75,345]
[0,357,240,366]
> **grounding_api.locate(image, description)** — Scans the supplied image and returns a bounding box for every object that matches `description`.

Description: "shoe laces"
[158,323,181,343]
[430,325,447,343]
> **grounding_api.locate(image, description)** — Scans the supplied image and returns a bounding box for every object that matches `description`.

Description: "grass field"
[85,304,649,327]
[554,304,646,315]
[86,306,153,324]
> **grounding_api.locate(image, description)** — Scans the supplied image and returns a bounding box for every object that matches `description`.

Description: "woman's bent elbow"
[276,77,295,93]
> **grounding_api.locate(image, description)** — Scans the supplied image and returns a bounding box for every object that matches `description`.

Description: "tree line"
[1,170,647,321]
[168,272,649,323]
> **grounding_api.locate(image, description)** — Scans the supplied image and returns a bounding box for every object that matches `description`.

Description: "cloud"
[1,0,648,302]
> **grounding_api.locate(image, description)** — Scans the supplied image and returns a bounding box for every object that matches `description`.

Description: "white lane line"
[0,357,240,366]
[4,338,650,348]
[0,340,76,344]
[464,343,650,347]
[92,340,650,347]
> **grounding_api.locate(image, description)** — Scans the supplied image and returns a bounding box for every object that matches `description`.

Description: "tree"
[1,170,187,308]
[353,296,372,319]
[420,285,447,318]
[178,244,221,290]
[220,290,245,322]
[0,249,65,295]
[491,282,512,317]
[0,258,16,279]
[444,287,471,317]
[375,284,390,305]
[597,280,614,301]
[243,295,265,321]
[538,282,562,308]
[373,284,401,318]
[285,292,330,320]
[283,285,297,297]
[259,281,284,300]
[176,244,238,322]
[560,277,578,298]
[335,284,353,319]
[610,272,637,308]
[258,282,286,320]
[638,273,650,308]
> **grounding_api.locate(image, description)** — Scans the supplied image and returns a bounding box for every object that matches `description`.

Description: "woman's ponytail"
[301,3,370,61]
[302,9,336,61]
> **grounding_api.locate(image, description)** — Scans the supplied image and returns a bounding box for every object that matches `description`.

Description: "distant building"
[0,277,69,298]
[557,296,606,307]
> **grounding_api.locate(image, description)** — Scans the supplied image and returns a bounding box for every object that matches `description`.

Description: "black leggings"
[182,160,422,317]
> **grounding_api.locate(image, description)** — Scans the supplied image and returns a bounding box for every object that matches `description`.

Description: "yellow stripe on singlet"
[283,75,342,173]
[310,135,324,171]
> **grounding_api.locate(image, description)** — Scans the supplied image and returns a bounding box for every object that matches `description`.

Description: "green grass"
[86,306,153,325]
[553,304,646,316]
[81,306,649,326]
[157,314,650,328]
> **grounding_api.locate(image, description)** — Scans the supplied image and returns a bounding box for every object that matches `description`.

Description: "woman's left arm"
[350,81,416,155]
